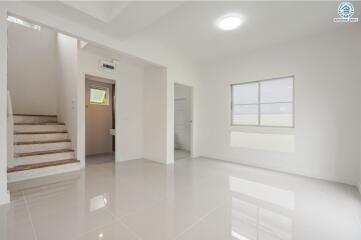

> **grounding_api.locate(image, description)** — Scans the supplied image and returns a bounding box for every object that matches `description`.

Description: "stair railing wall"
[7,91,14,168]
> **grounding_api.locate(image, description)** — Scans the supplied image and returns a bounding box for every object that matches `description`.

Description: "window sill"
[230,124,295,135]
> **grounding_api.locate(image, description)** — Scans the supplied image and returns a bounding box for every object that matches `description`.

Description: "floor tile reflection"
[0,154,360,240]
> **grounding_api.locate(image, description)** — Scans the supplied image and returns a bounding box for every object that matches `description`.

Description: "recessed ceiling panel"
[60,1,129,23]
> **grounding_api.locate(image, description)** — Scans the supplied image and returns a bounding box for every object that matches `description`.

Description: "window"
[7,16,41,31]
[90,87,109,105]
[231,76,294,127]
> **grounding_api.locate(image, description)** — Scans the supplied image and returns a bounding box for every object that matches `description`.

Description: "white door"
[174,98,189,150]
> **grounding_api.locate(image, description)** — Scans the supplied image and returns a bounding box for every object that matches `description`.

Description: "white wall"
[79,49,169,164]
[78,49,146,163]
[198,27,361,185]
[1,2,200,166]
[0,3,199,205]
[56,33,79,156]
[0,9,10,205]
[144,66,168,163]
[8,22,58,115]
[174,83,192,151]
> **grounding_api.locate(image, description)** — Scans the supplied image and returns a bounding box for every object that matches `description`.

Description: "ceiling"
[29,1,183,40]
[60,1,130,23]
[81,42,159,68]
[28,1,360,63]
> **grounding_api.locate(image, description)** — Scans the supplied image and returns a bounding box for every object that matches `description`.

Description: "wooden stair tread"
[14,122,65,125]
[13,114,57,117]
[14,131,68,135]
[15,139,71,145]
[15,149,74,157]
[7,159,80,173]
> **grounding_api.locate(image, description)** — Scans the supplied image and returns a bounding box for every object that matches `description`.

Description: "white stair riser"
[14,125,66,133]
[8,163,81,183]
[15,133,68,142]
[8,171,80,191]
[15,152,75,165]
[15,142,72,154]
[13,116,57,124]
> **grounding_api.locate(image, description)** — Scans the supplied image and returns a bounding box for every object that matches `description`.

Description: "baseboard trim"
[0,190,10,205]
[115,157,144,163]
[142,158,166,164]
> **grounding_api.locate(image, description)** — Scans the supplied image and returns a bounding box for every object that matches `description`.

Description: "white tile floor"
[1,154,361,240]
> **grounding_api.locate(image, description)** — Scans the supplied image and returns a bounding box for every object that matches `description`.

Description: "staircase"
[7,114,81,183]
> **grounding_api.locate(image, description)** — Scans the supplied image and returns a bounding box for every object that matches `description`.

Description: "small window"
[231,76,294,127]
[90,87,109,105]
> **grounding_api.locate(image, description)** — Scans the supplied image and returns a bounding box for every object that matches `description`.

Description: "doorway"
[85,76,115,161]
[174,83,192,160]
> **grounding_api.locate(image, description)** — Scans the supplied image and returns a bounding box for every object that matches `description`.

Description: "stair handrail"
[7,90,14,168]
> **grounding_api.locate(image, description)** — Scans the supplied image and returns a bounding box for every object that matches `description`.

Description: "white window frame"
[90,86,110,106]
[231,76,295,128]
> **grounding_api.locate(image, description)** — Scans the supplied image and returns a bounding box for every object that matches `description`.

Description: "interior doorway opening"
[85,75,116,162]
[174,83,192,161]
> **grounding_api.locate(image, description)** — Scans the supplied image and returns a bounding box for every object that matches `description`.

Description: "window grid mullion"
[231,76,294,127]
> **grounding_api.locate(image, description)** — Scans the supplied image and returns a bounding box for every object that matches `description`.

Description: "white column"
[77,73,86,168]
[0,7,10,205]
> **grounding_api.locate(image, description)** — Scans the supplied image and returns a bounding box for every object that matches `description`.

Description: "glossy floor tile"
[1,154,361,240]
[174,149,190,161]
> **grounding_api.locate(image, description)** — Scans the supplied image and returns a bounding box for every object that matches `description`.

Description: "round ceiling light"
[218,16,241,31]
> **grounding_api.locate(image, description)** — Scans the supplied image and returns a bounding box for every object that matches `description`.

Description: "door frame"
[174,83,194,159]
[78,73,117,168]
[174,97,188,150]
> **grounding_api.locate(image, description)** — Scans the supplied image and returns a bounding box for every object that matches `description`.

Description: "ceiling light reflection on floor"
[90,193,109,212]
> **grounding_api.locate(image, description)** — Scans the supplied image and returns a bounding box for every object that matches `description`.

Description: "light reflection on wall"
[230,131,295,153]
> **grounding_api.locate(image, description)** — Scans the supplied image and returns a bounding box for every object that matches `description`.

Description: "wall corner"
[0,190,10,206]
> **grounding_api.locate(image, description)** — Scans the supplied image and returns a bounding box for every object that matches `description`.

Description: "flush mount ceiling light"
[218,16,241,31]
